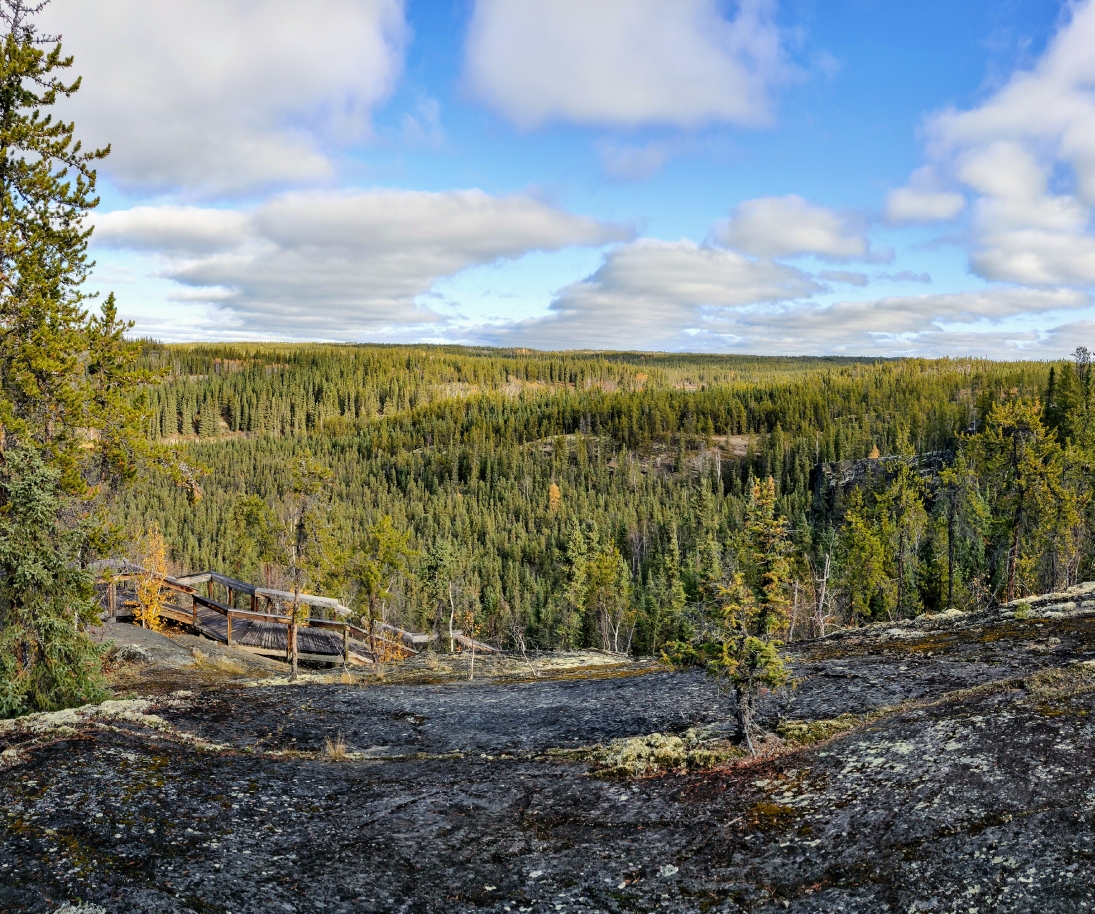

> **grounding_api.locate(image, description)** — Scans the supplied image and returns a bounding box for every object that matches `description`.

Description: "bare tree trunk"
[734,684,756,755]
[290,617,298,681]
[815,550,831,637]
[448,584,456,653]
[896,528,906,619]
[947,491,956,607]
[1007,495,1024,603]
[368,598,378,661]
[291,570,300,682]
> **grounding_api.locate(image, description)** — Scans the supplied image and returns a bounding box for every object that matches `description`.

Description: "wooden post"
[107,582,117,621]
[343,625,349,668]
[192,595,198,626]
[251,594,259,614]
[227,587,234,609]
[226,611,233,645]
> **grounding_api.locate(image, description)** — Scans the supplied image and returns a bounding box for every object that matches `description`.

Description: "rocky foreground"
[3,587,1095,913]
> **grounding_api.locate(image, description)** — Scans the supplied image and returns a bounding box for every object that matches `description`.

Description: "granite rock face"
[3,586,1095,913]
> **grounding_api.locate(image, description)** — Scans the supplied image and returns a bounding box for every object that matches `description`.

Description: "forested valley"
[110,342,1095,657]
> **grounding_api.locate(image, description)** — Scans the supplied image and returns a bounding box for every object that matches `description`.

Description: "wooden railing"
[98,564,499,663]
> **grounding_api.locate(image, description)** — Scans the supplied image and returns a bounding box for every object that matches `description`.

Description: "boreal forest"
[111,343,1095,657]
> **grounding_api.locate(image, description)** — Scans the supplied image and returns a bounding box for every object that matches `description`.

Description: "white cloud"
[485,240,1090,354]
[464,0,790,129]
[885,188,966,223]
[93,190,630,339]
[42,0,409,195]
[889,0,1095,286]
[488,239,819,349]
[717,195,870,260]
[94,207,249,254]
[732,288,1090,356]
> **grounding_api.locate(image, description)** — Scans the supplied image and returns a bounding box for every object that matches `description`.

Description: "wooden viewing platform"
[95,562,497,666]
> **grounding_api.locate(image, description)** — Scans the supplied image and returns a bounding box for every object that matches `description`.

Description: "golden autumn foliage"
[135,529,169,632]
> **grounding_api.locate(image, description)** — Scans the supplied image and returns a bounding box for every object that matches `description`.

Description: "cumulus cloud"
[486,239,818,349]
[42,0,408,194]
[464,0,790,129]
[716,195,871,260]
[93,190,631,339]
[889,0,1095,286]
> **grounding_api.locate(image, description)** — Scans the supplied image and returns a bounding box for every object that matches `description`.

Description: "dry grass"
[190,648,247,674]
[324,731,349,761]
[1024,661,1095,701]
[776,711,886,746]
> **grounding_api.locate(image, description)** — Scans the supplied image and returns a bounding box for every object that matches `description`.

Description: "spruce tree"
[0,1,174,715]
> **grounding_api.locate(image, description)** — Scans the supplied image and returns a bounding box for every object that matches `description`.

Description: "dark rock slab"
[4,591,1095,912]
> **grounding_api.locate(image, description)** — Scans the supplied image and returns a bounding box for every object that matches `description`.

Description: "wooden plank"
[254,587,349,614]
[454,633,498,653]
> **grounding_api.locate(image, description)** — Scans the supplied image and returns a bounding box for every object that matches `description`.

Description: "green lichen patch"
[568,728,745,778]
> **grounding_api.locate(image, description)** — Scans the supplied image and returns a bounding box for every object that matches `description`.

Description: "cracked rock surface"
[3,585,1095,913]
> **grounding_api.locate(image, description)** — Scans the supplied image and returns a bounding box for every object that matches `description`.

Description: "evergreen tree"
[281,452,334,681]
[351,514,416,659]
[198,399,220,438]
[0,1,175,715]
[835,489,893,623]
[880,463,927,618]
[666,477,792,752]
[0,449,107,715]
[969,399,1063,602]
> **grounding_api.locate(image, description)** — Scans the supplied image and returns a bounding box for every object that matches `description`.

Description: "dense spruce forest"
[113,343,1093,655]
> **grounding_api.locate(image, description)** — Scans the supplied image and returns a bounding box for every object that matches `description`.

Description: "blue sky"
[41,0,1095,355]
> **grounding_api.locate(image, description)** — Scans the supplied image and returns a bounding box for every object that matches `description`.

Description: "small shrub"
[1012,601,1032,620]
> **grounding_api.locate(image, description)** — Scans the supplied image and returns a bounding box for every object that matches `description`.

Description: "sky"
[37,0,1095,356]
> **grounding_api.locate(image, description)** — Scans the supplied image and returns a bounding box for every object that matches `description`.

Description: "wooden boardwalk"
[161,603,356,662]
[98,563,498,667]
